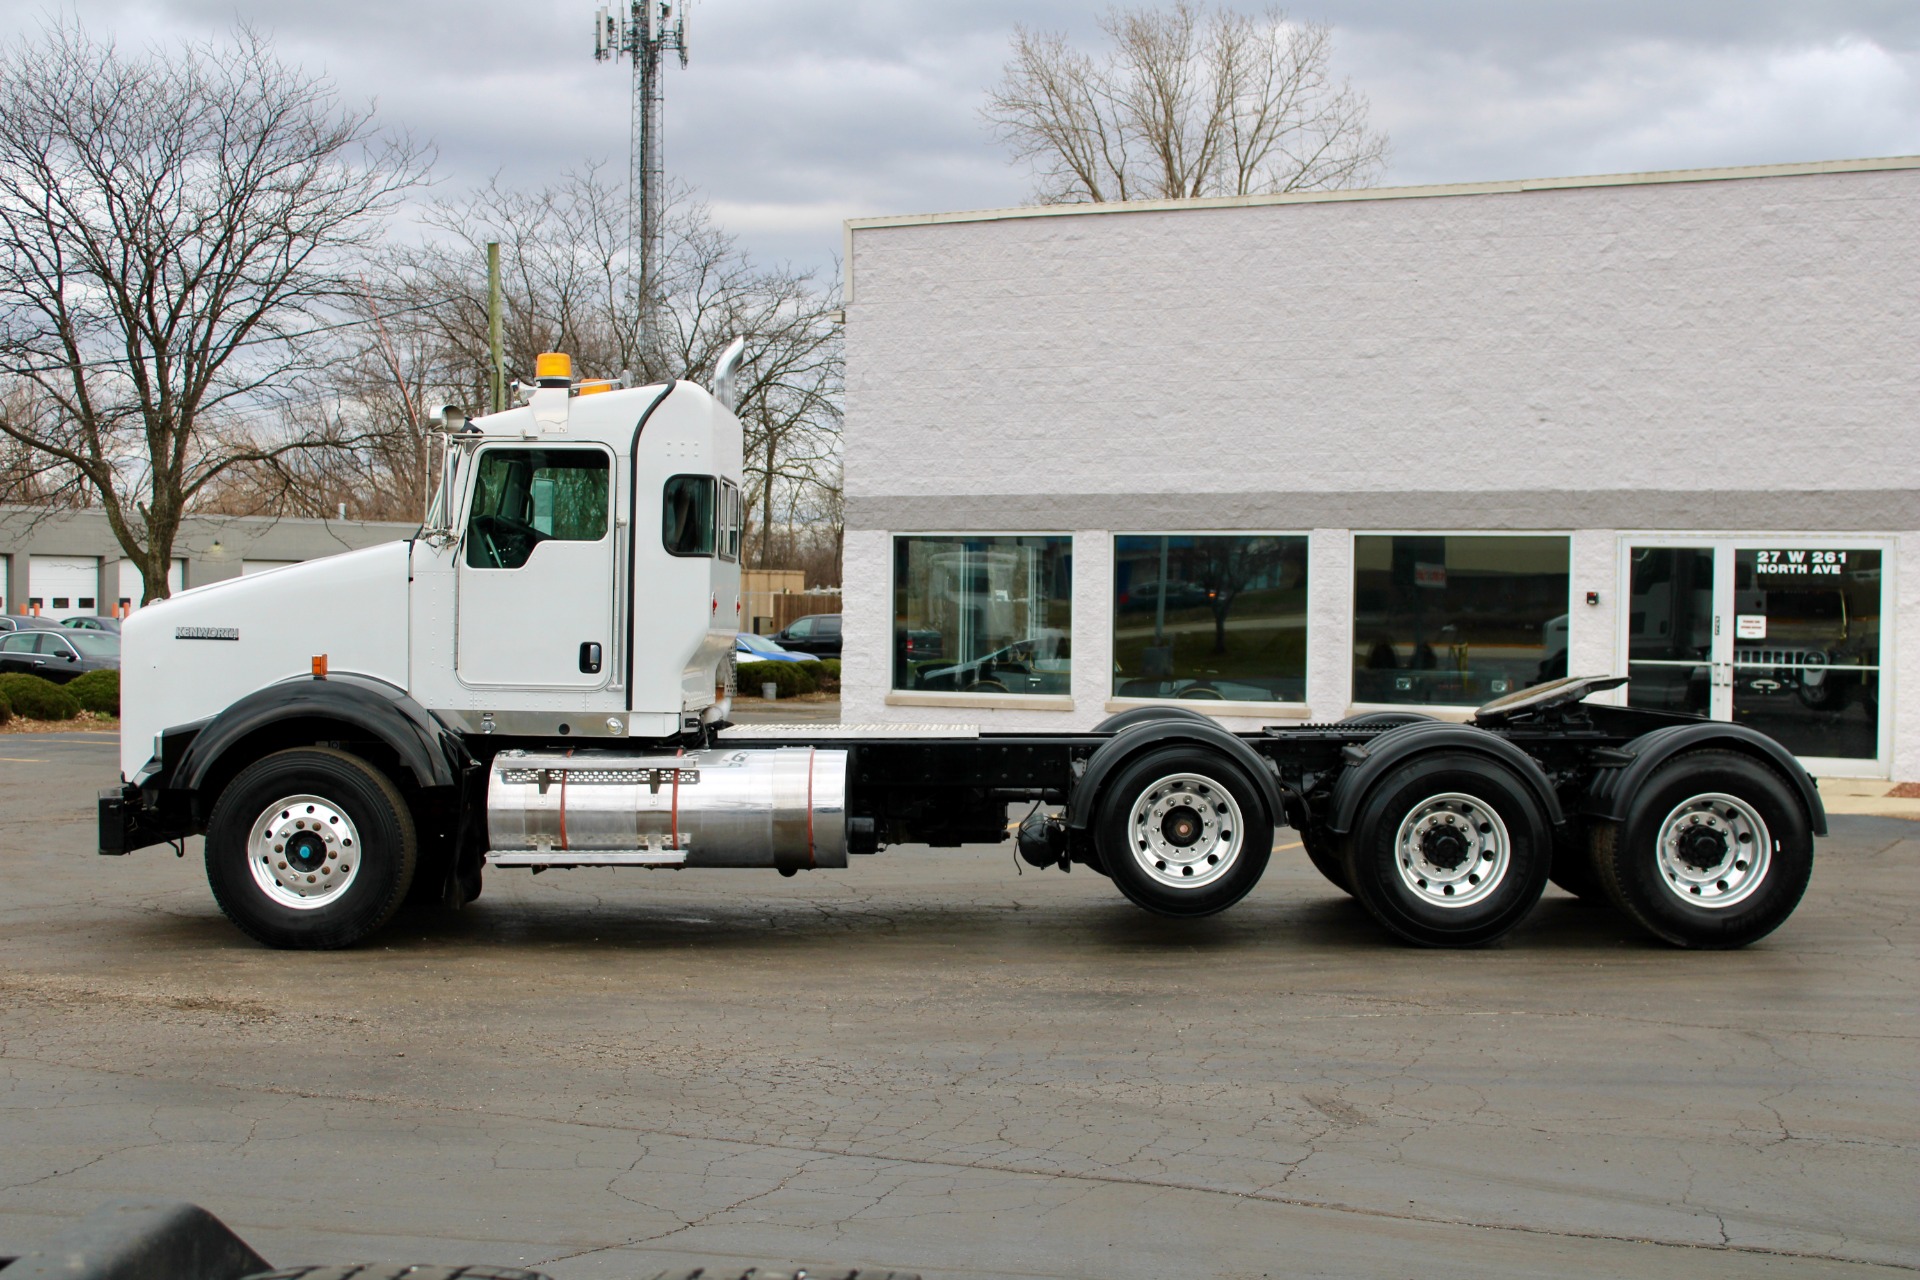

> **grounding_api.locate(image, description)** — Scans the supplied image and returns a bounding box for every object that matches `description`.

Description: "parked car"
[0,616,66,633]
[772,612,841,657]
[0,628,120,683]
[62,616,122,633]
[735,632,820,664]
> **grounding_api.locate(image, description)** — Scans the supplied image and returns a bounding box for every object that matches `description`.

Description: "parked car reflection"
[735,632,820,664]
[915,633,1069,694]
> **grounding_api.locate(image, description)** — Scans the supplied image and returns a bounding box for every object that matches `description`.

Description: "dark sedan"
[0,629,120,682]
[772,612,842,657]
[62,616,122,633]
[0,615,66,633]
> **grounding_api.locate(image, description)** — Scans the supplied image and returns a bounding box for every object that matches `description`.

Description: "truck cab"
[118,354,745,788]
[106,354,760,944]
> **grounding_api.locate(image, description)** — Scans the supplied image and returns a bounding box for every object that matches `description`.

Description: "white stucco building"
[838,157,1920,781]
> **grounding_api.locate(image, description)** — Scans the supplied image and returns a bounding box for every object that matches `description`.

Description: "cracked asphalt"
[1,732,1915,1280]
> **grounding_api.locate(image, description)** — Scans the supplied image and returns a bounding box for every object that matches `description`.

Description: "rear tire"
[1299,829,1352,895]
[205,747,418,950]
[1591,749,1812,949]
[1339,751,1551,947]
[1096,746,1273,918]
[1548,818,1607,901]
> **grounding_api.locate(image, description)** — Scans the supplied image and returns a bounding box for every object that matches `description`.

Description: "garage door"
[28,555,100,621]
[116,558,186,614]
[0,556,9,613]
[241,560,298,575]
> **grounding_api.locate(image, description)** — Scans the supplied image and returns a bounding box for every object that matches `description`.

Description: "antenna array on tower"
[594,2,690,367]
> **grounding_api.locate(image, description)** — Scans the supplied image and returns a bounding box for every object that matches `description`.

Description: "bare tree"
[393,167,843,571]
[985,2,1386,204]
[0,20,428,602]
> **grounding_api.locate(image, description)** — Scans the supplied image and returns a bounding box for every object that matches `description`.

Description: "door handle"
[579,642,603,674]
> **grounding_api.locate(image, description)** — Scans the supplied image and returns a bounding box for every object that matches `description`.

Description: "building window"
[1353,535,1570,706]
[893,536,1072,694]
[1113,535,1308,702]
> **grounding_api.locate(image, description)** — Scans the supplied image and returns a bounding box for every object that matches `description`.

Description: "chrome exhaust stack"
[485,748,849,870]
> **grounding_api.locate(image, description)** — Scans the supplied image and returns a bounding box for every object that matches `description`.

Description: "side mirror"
[421,431,464,548]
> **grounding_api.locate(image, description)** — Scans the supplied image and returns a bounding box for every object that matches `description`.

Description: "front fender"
[172,673,469,798]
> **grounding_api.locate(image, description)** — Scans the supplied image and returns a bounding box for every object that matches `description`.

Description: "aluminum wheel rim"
[1655,792,1770,909]
[1394,792,1510,909]
[1129,772,1243,889]
[245,794,362,911]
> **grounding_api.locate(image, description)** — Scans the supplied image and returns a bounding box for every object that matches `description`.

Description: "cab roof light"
[534,352,573,387]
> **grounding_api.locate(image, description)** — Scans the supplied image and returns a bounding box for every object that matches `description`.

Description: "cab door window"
[465,448,610,570]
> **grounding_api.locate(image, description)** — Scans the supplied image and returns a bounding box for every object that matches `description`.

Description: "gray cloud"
[17,1,1920,276]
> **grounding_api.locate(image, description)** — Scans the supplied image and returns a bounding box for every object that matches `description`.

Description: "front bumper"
[98,783,191,856]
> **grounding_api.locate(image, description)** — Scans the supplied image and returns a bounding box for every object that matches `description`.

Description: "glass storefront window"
[1732,547,1881,761]
[1112,535,1308,702]
[1352,535,1570,706]
[893,536,1073,695]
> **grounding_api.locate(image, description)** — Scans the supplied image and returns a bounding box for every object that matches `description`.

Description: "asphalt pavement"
[1,730,1914,1279]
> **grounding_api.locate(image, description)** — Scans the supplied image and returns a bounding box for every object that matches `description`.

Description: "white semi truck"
[99,351,1823,951]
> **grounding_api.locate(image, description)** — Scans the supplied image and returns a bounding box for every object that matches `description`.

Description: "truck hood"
[120,541,414,780]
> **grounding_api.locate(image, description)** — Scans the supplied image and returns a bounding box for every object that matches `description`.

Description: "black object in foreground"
[0,1202,919,1280]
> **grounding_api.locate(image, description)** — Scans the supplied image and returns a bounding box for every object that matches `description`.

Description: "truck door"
[457,444,615,688]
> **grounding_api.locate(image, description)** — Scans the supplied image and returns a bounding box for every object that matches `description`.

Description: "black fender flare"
[1325,720,1565,836]
[1580,722,1827,836]
[1067,719,1292,832]
[172,673,470,801]
[1092,705,1219,734]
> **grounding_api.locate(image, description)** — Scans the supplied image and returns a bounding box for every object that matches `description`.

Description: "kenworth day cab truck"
[99,350,1822,951]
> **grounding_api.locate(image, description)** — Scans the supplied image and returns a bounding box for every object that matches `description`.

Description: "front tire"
[205,747,418,950]
[1339,752,1552,947]
[1591,750,1812,949]
[1096,746,1273,918]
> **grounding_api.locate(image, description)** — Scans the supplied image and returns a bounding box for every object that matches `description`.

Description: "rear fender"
[1581,722,1827,835]
[1067,720,1293,831]
[1326,721,1565,836]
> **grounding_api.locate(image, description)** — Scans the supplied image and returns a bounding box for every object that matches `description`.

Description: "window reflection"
[1626,546,1715,716]
[1112,535,1307,702]
[1732,547,1880,760]
[1352,535,1570,706]
[893,536,1073,695]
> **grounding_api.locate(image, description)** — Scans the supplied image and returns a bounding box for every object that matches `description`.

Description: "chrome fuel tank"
[485,747,848,869]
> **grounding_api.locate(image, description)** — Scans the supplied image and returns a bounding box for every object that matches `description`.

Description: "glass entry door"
[1623,540,1887,773]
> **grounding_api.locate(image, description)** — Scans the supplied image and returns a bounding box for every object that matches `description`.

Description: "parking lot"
[2,730,1915,1280]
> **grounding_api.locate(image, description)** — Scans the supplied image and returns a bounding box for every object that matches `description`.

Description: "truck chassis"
[102,673,1823,953]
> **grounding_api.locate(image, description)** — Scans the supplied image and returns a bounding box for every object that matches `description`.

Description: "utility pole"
[486,241,503,414]
[594,2,689,372]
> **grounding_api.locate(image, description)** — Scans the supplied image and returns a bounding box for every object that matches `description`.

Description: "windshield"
[67,633,119,658]
[737,633,785,656]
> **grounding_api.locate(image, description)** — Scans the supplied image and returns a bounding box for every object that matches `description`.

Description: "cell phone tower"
[595,2,689,369]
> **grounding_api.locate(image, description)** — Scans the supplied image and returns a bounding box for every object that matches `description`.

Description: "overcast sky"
[15,2,1920,279]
